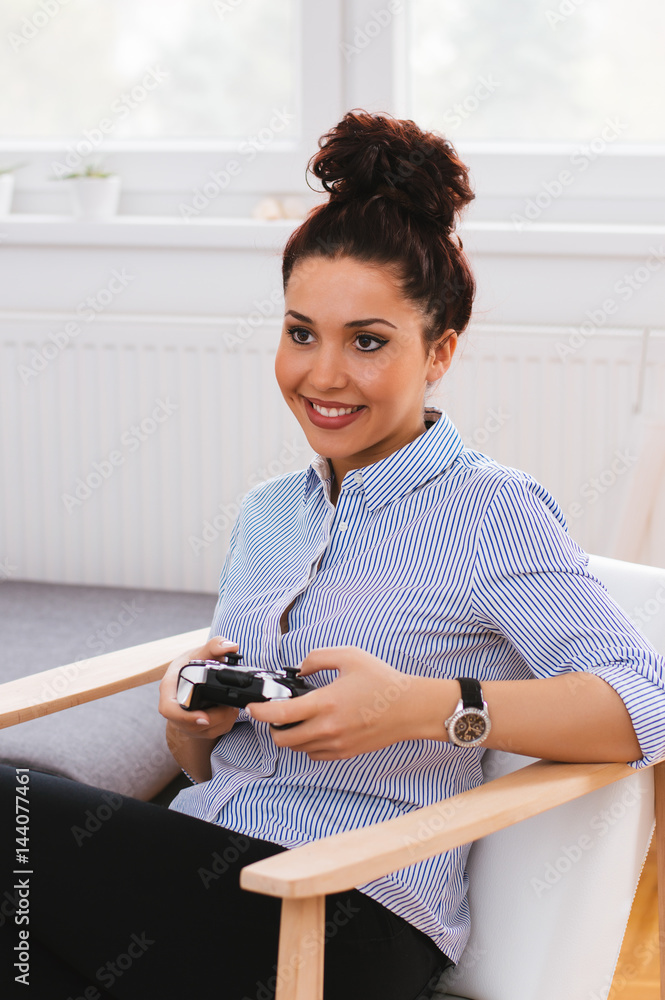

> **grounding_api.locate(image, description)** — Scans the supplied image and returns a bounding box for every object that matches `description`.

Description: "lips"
[303,396,367,430]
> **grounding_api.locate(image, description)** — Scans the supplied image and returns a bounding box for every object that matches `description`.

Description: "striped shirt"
[169,407,665,963]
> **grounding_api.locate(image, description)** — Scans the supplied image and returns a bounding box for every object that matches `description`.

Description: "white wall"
[1,216,664,591]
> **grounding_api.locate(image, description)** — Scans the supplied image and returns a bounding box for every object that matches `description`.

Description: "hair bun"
[309,110,474,232]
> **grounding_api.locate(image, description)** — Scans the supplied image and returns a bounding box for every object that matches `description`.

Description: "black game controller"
[177,653,314,729]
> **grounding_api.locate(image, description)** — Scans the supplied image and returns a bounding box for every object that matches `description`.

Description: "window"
[1,0,299,142]
[0,0,342,214]
[0,0,660,222]
[407,0,665,142]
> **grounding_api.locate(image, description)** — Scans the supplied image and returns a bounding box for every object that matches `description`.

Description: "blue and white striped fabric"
[169,408,665,962]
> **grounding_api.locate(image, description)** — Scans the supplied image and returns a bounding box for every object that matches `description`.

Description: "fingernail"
[219,639,235,648]
[196,718,209,726]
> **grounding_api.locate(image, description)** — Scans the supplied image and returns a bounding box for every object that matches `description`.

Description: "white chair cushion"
[434,755,653,1000]
[433,553,662,1000]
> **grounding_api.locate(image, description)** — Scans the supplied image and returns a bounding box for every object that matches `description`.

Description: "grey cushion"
[0,682,179,800]
[0,580,216,800]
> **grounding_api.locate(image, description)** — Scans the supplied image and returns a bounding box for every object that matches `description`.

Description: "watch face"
[454,712,487,743]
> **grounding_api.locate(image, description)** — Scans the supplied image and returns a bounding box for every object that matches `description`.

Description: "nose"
[306,341,348,392]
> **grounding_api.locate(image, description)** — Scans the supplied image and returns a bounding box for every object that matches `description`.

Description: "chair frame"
[1,630,663,1000]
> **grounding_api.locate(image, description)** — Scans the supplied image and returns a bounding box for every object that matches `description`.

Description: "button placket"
[274,516,333,664]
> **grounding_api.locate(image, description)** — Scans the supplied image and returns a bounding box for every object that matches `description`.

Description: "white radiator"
[1,313,664,592]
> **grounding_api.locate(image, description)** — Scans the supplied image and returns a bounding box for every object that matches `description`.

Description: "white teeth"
[311,403,361,417]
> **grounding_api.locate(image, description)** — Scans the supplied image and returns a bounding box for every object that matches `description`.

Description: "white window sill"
[0,214,299,250]
[0,214,663,257]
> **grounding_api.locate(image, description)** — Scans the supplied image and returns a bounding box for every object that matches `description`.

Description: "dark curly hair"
[282,109,476,348]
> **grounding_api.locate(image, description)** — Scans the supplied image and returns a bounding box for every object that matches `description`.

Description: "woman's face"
[275,255,457,486]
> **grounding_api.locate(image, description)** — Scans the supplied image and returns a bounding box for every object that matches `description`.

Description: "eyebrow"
[285,309,397,330]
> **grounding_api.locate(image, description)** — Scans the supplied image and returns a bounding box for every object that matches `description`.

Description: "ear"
[426,330,458,383]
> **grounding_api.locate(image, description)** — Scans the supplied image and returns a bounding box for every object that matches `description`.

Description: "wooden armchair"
[1,555,664,1000]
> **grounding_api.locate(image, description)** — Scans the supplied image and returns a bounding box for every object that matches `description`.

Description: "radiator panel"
[2,315,663,591]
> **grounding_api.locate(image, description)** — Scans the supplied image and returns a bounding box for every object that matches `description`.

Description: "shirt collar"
[304,408,464,513]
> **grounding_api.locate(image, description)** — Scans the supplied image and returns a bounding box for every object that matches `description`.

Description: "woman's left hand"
[246,646,429,759]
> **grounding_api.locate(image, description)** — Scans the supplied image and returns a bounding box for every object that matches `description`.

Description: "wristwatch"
[445,678,491,747]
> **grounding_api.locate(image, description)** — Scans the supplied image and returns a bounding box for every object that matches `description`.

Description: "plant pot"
[0,173,15,215]
[69,175,121,220]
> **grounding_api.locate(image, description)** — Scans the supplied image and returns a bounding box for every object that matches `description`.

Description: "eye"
[286,326,315,345]
[355,333,388,353]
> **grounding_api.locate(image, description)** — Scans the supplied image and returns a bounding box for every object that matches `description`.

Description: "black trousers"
[0,766,451,1000]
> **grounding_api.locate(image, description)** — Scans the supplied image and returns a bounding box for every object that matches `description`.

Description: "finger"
[199,636,238,660]
[160,637,238,708]
[246,689,324,727]
[160,637,237,691]
[264,711,347,755]
[297,646,348,677]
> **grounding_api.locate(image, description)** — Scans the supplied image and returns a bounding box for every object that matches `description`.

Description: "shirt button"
[339,522,348,532]
[353,472,363,485]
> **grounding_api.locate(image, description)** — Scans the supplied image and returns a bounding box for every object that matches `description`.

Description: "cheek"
[352,353,422,397]
[274,342,297,393]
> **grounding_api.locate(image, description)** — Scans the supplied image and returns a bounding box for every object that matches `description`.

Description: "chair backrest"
[436,554,665,1000]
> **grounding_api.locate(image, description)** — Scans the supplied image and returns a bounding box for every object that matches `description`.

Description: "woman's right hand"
[158,636,241,740]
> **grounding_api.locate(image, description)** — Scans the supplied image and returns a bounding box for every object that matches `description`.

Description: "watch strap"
[458,677,484,710]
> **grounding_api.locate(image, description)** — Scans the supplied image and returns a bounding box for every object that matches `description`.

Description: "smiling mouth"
[302,397,367,427]
[310,402,363,417]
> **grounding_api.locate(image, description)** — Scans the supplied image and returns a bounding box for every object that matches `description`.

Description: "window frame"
[0,0,345,214]
[0,0,662,224]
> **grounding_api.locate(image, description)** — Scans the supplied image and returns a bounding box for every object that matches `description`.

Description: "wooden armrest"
[245,758,664,1000]
[0,627,209,729]
[241,758,646,899]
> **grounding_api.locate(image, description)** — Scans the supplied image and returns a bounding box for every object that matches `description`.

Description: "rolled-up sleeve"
[471,473,665,767]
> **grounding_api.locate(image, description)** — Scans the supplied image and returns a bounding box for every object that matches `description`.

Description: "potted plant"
[0,163,26,216]
[59,163,121,220]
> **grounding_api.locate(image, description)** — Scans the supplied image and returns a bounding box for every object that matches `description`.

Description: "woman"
[1,110,663,1000]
